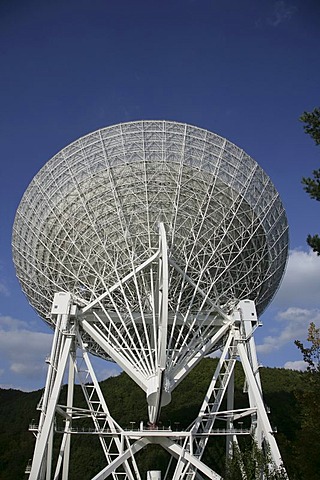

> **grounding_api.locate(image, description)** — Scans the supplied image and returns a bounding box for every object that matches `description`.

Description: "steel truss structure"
[12,121,289,478]
[26,291,284,480]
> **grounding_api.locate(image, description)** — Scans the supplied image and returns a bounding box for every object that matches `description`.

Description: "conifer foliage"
[294,323,320,479]
[300,107,320,254]
[0,360,313,480]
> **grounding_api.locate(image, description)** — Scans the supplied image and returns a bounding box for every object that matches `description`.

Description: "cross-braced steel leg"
[27,293,140,480]
[27,298,286,479]
[169,300,286,480]
[28,293,74,480]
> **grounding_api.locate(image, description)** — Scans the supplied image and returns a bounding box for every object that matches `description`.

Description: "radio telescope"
[13,121,289,480]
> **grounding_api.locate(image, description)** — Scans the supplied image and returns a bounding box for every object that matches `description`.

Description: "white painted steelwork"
[13,121,288,322]
[13,121,289,479]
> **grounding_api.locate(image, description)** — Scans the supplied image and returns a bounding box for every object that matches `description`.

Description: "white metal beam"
[90,438,151,480]
[236,334,283,468]
[29,335,73,480]
[81,318,147,391]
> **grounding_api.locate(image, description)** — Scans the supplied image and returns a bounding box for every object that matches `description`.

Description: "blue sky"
[0,0,320,391]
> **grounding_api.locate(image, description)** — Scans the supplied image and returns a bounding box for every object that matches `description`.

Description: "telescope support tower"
[27,293,285,480]
[12,121,289,478]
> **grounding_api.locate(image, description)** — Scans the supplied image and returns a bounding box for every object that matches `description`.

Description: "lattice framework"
[12,121,288,364]
[12,121,289,479]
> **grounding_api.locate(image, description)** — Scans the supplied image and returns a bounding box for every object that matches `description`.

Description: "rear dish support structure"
[12,121,289,478]
[27,296,284,480]
[27,228,286,479]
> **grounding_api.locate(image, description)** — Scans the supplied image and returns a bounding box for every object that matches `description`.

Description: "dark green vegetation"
[300,107,320,146]
[225,442,287,480]
[300,106,320,255]
[293,323,320,480]
[0,358,316,480]
[291,108,320,479]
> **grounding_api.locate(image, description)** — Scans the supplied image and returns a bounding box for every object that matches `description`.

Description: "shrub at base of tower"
[224,441,287,480]
[293,323,320,478]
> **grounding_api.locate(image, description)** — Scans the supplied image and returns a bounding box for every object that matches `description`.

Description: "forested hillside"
[0,359,313,479]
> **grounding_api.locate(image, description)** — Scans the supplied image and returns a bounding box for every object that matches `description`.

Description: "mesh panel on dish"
[12,120,288,361]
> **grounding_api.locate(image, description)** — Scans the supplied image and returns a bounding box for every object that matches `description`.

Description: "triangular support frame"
[27,224,287,479]
[27,293,286,480]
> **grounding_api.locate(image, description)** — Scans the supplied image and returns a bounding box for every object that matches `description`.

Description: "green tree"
[295,322,320,372]
[225,441,287,480]
[294,323,320,479]
[300,107,320,145]
[300,107,320,254]
[296,109,320,475]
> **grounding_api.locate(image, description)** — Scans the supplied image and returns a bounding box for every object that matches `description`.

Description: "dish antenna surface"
[13,121,289,479]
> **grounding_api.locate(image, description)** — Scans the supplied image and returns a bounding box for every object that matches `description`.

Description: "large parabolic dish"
[12,121,288,366]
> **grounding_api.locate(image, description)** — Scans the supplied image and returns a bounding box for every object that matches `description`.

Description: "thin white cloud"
[255,1,297,29]
[10,361,46,377]
[0,314,30,331]
[96,365,122,381]
[284,360,308,371]
[273,249,320,309]
[0,315,53,389]
[267,1,297,27]
[0,383,23,390]
[0,282,10,297]
[257,307,320,354]
[0,330,52,367]
[0,315,121,391]
[258,249,320,354]
[0,259,10,297]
